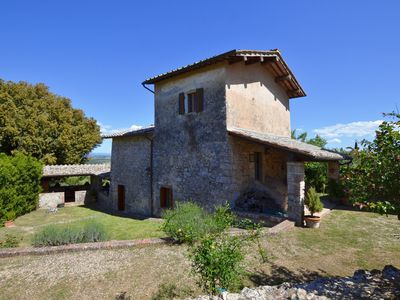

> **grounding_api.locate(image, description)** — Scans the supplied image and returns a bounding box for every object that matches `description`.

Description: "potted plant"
[3,211,16,228]
[304,187,324,228]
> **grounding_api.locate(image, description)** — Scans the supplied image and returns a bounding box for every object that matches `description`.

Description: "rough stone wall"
[225,62,291,137]
[108,136,152,216]
[229,136,288,211]
[39,190,93,208]
[152,64,233,215]
[287,162,305,225]
[39,192,64,208]
[97,191,111,210]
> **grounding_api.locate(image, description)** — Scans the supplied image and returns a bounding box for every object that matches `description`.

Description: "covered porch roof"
[42,164,111,178]
[228,127,348,161]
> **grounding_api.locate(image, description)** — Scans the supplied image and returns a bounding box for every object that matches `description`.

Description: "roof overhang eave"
[228,129,348,162]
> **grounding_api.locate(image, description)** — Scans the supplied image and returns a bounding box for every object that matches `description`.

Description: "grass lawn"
[0,209,398,299]
[0,205,164,247]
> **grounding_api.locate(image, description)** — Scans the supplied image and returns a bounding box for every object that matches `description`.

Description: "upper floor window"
[179,88,204,114]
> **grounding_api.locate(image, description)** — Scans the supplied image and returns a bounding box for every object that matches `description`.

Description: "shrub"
[151,283,192,300]
[161,202,235,244]
[0,153,42,225]
[212,203,236,231]
[0,234,20,248]
[327,179,345,199]
[305,187,323,216]
[32,221,107,246]
[190,234,244,294]
[161,202,208,244]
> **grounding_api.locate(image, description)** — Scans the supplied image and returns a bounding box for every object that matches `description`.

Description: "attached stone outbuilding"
[40,164,110,208]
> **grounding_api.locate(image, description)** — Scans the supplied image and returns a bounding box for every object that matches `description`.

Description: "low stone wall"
[39,192,64,208]
[39,190,93,208]
[190,265,400,300]
[0,238,171,258]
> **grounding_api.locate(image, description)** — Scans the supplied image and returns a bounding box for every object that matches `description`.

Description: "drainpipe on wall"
[142,82,155,216]
[145,135,154,216]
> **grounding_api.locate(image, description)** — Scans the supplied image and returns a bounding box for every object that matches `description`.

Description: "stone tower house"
[101,50,345,225]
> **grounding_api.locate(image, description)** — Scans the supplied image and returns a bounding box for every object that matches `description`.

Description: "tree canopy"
[342,112,400,219]
[0,79,101,164]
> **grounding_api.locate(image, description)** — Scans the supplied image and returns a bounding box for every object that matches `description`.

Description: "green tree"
[305,135,329,192]
[342,112,400,219]
[0,153,42,224]
[0,79,101,164]
[292,131,329,192]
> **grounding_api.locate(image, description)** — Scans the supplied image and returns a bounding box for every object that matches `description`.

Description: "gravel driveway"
[0,245,196,300]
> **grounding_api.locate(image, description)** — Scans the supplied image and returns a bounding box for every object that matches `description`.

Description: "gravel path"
[0,245,196,300]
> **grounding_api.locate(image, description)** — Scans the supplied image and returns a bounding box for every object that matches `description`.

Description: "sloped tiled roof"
[42,164,111,178]
[142,49,306,98]
[228,127,348,161]
[101,125,155,139]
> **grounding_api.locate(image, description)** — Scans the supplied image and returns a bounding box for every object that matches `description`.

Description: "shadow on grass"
[83,203,161,221]
[248,264,328,286]
[320,195,378,215]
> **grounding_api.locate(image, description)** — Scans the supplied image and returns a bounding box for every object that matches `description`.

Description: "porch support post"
[90,175,102,203]
[287,162,305,226]
[327,161,340,183]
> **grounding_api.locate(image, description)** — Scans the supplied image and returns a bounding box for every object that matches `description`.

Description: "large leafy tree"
[0,79,101,164]
[342,112,400,219]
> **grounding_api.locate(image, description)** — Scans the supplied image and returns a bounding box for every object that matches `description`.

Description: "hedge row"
[0,153,42,224]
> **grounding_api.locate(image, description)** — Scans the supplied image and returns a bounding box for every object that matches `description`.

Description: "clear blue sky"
[1,0,399,153]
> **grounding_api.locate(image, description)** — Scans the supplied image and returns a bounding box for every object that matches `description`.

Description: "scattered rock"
[187,265,400,299]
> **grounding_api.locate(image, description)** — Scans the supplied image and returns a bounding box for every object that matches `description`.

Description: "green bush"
[0,153,42,225]
[32,221,107,247]
[305,162,328,192]
[327,179,345,199]
[212,203,236,231]
[161,202,235,244]
[0,234,20,248]
[190,234,244,294]
[305,187,323,216]
[151,283,192,300]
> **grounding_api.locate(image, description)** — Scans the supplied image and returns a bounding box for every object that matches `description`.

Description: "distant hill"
[86,153,111,164]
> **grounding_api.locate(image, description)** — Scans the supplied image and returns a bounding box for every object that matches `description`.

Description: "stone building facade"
[102,50,346,225]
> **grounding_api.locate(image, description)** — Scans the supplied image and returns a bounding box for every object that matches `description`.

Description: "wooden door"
[117,185,125,211]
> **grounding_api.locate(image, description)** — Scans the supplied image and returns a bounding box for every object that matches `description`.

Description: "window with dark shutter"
[187,92,196,113]
[179,93,185,114]
[179,88,204,115]
[195,88,204,112]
